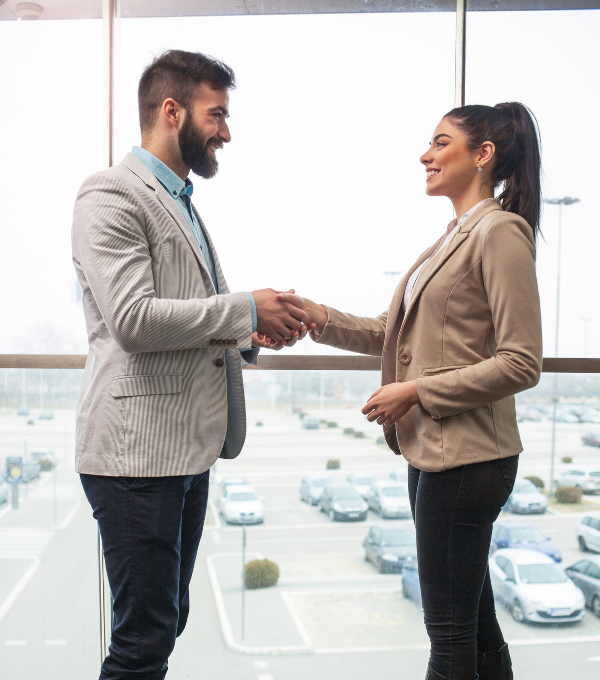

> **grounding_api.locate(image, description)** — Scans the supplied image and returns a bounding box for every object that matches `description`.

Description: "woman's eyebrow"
[433,133,452,142]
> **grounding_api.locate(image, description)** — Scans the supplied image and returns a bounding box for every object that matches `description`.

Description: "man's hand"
[252,288,311,342]
[275,292,328,334]
[251,322,315,351]
[361,381,421,426]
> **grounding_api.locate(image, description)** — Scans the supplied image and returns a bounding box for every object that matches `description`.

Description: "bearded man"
[72,50,309,680]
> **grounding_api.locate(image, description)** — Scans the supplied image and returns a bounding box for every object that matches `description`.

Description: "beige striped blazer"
[72,153,258,477]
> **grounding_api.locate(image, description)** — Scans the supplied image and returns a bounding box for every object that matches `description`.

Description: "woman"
[277,103,543,679]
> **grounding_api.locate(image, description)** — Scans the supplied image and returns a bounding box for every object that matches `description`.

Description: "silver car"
[504,478,547,514]
[577,512,600,553]
[346,472,378,499]
[489,549,585,624]
[299,474,333,505]
[219,484,264,525]
[555,467,600,494]
[367,481,411,519]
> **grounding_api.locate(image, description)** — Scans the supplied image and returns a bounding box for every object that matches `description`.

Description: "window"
[571,561,591,574]
[586,563,600,580]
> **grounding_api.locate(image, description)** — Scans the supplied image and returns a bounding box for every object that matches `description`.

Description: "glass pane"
[116,11,455,354]
[0,368,99,678]
[465,9,600,359]
[0,19,103,355]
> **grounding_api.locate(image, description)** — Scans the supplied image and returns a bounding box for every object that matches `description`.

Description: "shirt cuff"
[246,292,257,334]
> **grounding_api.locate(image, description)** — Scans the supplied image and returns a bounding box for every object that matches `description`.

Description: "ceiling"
[0,0,598,21]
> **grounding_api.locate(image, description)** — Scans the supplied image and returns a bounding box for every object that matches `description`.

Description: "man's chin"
[191,162,218,179]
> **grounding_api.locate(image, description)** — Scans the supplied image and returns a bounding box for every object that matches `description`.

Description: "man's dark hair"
[138,49,235,135]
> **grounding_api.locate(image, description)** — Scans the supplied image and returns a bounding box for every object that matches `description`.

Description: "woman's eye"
[436,142,447,148]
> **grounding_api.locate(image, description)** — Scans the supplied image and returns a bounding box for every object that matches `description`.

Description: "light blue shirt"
[132,147,257,333]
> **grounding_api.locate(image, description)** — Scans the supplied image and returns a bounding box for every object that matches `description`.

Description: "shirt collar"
[456,197,496,229]
[132,146,194,200]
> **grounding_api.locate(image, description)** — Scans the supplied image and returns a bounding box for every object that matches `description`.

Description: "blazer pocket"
[111,373,183,398]
[421,364,471,376]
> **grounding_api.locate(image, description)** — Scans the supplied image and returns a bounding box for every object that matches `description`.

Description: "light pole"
[544,196,580,497]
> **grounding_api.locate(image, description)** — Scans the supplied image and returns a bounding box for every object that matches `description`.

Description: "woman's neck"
[451,186,494,223]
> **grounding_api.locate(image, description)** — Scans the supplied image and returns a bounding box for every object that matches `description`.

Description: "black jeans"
[81,471,210,680]
[408,455,518,680]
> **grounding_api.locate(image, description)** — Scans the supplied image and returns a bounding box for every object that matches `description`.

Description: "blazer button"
[210,339,217,346]
[231,339,237,347]
[399,351,412,365]
[217,339,224,346]
[215,358,225,368]
[224,339,231,346]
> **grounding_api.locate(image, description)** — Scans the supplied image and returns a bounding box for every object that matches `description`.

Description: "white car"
[555,467,600,494]
[367,481,411,519]
[219,484,264,525]
[346,472,378,499]
[490,549,585,624]
[577,512,600,553]
[0,475,8,504]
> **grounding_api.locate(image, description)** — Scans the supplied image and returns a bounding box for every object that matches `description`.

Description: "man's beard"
[178,113,220,179]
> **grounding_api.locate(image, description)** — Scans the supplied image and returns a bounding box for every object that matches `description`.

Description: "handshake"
[250,289,327,350]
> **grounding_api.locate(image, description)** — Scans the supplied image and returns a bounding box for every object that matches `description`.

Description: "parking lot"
[1,406,600,679]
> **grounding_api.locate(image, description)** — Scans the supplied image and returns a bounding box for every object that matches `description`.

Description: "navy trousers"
[408,456,518,680]
[81,471,210,680]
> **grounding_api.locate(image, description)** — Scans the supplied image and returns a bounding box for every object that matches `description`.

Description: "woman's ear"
[478,141,496,170]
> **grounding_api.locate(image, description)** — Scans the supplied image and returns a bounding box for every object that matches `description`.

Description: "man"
[72,50,309,679]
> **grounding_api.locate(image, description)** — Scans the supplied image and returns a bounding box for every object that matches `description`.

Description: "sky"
[0,9,598,358]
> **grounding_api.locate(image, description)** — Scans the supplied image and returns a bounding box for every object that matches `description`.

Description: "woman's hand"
[251,322,315,351]
[275,293,328,334]
[362,381,421,426]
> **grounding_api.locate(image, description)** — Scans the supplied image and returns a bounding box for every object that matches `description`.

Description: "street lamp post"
[544,197,580,498]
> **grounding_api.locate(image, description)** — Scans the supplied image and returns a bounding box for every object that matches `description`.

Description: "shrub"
[245,559,279,589]
[376,436,386,445]
[255,421,263,427]
[38,458,54,472]
[561,456,573,464]
[27,419,34,426]
[326,459,340,470]
[525,475,544,490]
[343,427,354,435]
[353,431,365,438]
[327,422,338,428]
[319,419,327,424]
[555,486,582,504]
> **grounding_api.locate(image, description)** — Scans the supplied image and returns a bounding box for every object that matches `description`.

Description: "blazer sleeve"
[310,306,388,356]
[416,214,543,419]
[72,172,253,354]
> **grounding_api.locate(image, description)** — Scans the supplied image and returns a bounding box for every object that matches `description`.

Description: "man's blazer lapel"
[122,154,215,293]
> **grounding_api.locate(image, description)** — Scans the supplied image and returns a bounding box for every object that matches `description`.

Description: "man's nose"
[219,121,231,144]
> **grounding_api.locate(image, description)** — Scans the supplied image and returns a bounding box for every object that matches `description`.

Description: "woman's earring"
[478,165,482,172]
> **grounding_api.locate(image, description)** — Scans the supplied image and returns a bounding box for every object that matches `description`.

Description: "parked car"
[363,522,417,573]
[565,556,600,618]
[367,481,411,519]
[346,472,378,499]
[16,405,30,416]
[21,460,40,483]
[218,484,264,524]
[489,549,585,624]
[577,512,600,553]
[319,484,368,521]
[503,478,547,514]
[389,469,409,484]
[299,474,333,505]
[0,474,9,504]
[29,448,56,471]
[218,477,247,496]
[38,409,53,420]
[301,417,319,430]
[401,557,422,605]
[490,522,561,562]
[555,467,600,494]
[582,433,600,447]
[554,410,579,424]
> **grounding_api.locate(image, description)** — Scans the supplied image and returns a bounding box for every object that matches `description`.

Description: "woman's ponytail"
[444,102,542,240]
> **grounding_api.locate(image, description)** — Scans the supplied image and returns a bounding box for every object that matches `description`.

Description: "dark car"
[364,523,417,573]
[490,522,561,562]
[582,433,600,448]
[401,557,422,605]
[319,484,368,521]
[565,556,600,618]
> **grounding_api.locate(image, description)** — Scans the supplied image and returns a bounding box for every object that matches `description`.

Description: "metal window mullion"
[455,0,467,108]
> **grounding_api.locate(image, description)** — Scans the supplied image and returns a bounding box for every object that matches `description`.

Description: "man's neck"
[142,140,189,181]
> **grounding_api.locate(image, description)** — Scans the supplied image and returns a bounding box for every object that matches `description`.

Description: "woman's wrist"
[305,299,328,333]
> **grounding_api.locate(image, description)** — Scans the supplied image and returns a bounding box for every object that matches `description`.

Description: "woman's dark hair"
[443,102,542,239]
[138,50,236,136]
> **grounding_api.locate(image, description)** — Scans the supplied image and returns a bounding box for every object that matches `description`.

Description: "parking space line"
[257,675,275,680]
[45,639,67,645]
[280,591,314,649]
[587,655,600,662]
[253,660,270,670]
[59,500,81,530]
[209,499,222,530]
[4,640,27,646]
[0,557,40,624]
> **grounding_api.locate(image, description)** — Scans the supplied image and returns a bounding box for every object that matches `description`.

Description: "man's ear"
[162,98,184,129]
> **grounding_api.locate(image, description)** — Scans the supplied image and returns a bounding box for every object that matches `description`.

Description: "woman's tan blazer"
[312,200,542,472]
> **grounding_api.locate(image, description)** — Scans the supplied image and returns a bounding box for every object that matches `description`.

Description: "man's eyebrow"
[433,133,452,142]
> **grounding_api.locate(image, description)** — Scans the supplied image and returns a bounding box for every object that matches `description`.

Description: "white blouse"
[402,198,495,312]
